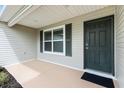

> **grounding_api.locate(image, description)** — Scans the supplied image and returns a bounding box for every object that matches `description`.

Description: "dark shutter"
[40,30,43,53]
[65,23,72,56]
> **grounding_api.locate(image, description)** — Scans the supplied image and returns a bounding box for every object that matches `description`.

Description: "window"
[40,23,72,56]
[53,28,63,53]
[43,25,65,55]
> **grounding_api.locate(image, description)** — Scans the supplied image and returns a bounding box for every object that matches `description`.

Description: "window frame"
[43,25,65,56]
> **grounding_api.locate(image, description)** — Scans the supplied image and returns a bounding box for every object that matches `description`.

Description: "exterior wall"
[116,6,124,87]
[37,6,115,70]
[0,22,37,66]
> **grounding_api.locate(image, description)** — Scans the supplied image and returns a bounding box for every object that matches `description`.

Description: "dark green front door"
[84,15,114,75]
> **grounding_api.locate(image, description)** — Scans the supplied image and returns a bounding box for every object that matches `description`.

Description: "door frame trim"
[83,15,115,76]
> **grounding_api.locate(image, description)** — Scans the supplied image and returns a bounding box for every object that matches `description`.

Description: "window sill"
[43,51,65,56]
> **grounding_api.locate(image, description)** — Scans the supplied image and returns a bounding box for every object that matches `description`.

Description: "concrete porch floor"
[5,60,117,88]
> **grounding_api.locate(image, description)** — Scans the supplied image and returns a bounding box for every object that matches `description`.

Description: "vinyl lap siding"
[37,18,83,69]
[37,6,115,70]
[0,22,37,66]
[116,6,124,87]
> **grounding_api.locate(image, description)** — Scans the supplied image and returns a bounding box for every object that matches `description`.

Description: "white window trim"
[43,25,65,56]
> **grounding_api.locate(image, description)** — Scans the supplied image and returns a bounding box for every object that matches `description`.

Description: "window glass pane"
[44,31,51,40]
[53,41,63,52]
[44,42,52,51]
[53,28,63,40]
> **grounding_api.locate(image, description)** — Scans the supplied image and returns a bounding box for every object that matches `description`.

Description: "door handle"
[86,43,88,46]
[85,47,88,49]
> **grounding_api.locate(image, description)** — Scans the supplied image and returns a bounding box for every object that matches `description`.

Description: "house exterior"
[0,5,124,87]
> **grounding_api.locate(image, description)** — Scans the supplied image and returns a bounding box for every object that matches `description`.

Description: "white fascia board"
[8,5,40,27]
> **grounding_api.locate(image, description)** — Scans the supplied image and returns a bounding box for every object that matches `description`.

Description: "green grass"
[0,71,9,85]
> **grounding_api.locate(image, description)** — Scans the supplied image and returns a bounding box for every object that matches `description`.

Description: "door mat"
[81,72,114,88]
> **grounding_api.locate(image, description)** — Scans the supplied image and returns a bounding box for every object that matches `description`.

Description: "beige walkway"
[6,60,111,88]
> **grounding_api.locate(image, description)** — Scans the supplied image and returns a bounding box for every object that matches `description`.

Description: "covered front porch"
[6,60,117,88]
[0,5,124,87]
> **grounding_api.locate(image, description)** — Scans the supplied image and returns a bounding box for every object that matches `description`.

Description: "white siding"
[0,22,37,66]
[116,6,124,87]
[37,6,115,70]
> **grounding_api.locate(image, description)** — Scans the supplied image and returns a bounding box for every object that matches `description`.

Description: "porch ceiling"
[0,5,23,22]
[0,5,109,29]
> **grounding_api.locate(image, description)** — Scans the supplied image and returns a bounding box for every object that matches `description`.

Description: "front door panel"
[84,15,114,75]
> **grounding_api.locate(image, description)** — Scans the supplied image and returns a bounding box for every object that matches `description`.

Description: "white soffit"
[8,5,40,27]
[0,5,23,22]
[18,5,108,29]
